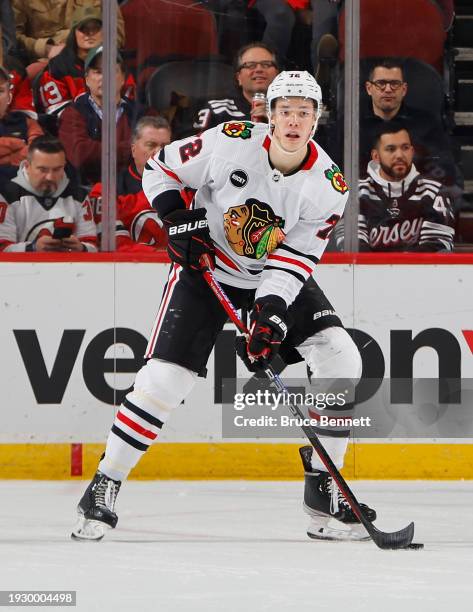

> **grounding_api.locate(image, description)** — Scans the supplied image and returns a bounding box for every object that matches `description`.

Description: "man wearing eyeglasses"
[359,59,461,204]
[365,68,406,121]
[191,42,279,134]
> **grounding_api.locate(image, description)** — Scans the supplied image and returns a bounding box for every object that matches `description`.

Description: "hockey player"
[72,71,376,542]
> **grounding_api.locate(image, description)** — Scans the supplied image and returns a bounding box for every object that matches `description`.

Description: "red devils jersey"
[38,47,137,117]
[88,163,166,251]
[116,163,166,247]
[3,61,36,118]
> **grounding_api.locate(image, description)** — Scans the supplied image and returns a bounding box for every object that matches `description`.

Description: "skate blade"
[306,516,370,542]
[71,516,110,541]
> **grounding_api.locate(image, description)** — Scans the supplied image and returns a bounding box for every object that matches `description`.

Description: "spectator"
[0,135,97,252]
[38,5,136,123]
[336,121,455,252]
[1,55,37,117]
[88,115,170,251]
[190,41,279,135]
[248,0,302,66]
[204,1,301,66]
[58,45,145,186]
[200,0,249,64]
[360,58,459,192]
[0,64,43,174]
[37,6,103,120]
[310,0,341,90]
[12,0,125,76]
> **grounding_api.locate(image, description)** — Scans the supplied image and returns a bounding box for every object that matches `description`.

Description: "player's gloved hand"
[236,296,288,371]
[163,208,215,271]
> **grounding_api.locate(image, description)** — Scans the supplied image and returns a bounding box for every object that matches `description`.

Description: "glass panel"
[311,0,349,252]
[355,0,462,254]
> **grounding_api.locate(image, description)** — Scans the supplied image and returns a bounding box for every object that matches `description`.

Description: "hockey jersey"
[38,46,136,118]
[88,162,166,251]
[336,160,455,252]
[143,121,349,307]
[3,61,37,119]
[0,164,97,251]
[192,92,250,134]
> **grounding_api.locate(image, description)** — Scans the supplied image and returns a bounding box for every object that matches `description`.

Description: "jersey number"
[40,81,63,108]
[317,214,341,240]
[82,199,93,222]
[179,138,202,163]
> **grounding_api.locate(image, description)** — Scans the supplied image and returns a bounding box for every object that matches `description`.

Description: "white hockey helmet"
[266,70,322,123]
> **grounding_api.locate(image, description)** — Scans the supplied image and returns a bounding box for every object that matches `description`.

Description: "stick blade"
[370,521,415,550]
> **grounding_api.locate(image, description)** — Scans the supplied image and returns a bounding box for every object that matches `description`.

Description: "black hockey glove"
[236,296,288,372]
[163,208,215,272]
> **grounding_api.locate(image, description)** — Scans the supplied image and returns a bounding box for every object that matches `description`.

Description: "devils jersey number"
[179,138,203,163]
[317,214,341,240]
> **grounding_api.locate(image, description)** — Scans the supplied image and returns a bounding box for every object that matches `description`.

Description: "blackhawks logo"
[222,121,253,139]
[223,199,285,259]
[324,164,349,194]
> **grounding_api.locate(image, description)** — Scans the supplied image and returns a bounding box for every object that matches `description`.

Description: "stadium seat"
[339,0,446,74]
[121,0,219,75]
[146,59,235,114]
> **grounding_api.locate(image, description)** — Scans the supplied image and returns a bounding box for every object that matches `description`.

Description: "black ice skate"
[299,446,376,541]
[71,471,121,541]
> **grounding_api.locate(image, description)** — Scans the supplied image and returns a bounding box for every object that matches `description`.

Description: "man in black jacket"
[360,58,461,196]
[171,42,279,139]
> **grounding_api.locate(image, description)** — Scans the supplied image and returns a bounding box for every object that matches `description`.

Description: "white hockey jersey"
[143,121,349,306]
[0,164,97,252]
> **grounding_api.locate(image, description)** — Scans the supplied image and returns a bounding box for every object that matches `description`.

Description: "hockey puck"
[407,542,424,550]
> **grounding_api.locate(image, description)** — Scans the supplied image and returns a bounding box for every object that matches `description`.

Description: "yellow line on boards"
[0,443,472,479]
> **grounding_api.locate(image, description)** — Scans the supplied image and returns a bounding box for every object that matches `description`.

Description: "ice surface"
[0,480,472,611]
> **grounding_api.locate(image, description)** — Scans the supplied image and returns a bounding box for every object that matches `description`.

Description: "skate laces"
[95,476,120,511]
[323,476,350,516]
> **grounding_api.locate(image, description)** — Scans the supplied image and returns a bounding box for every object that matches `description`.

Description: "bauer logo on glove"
[168,219,209,235]
[163,208,215,271]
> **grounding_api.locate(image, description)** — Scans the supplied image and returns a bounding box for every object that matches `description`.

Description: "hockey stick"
[200,257,416,550]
